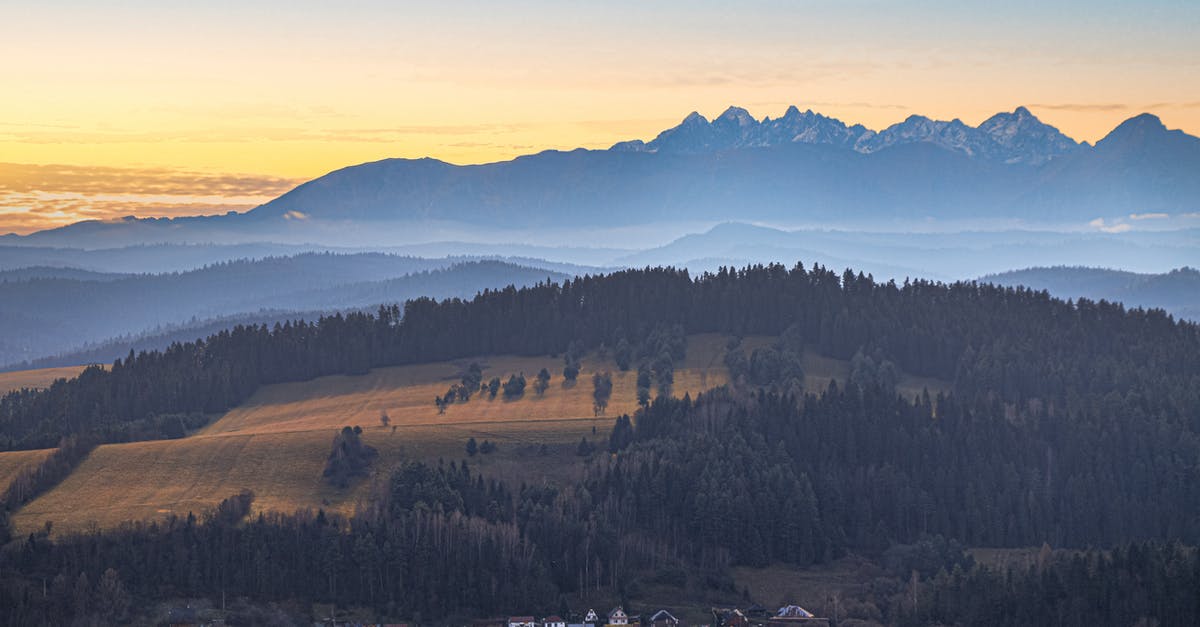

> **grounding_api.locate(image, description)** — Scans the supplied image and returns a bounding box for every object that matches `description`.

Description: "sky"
[2,0,1199,234]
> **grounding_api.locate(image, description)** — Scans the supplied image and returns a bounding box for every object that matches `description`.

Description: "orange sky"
[2,1,1198,234]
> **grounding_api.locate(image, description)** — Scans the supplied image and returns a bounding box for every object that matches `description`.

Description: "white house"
[607,607,629,626]
[584,609,600,625]
[544,616,567,627]
[509,616,537,627]
[649,610,680,627]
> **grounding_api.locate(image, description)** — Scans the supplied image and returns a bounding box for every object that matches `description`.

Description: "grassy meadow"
[7,334,946,536]
[0,365,94,395]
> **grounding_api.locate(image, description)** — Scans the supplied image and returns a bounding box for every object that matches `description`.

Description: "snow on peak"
[610,105,1086,164]
[716,106,756,127]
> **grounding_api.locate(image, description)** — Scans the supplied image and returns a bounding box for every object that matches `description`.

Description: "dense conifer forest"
[1,263,1199,624]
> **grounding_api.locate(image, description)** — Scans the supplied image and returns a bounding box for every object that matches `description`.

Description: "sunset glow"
[2,0,1198,233]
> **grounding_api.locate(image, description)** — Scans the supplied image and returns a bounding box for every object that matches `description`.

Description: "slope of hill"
[0,365,92,394]
[981,266,1200,320]
[7,334,946,536]
[1,310,334,372]
[2,263,1199,625]
[6,336,727,535]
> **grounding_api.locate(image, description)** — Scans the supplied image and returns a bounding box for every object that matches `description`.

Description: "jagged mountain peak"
[715,106,756,127]
[607,105,1183,166]
[976,106,1081,164]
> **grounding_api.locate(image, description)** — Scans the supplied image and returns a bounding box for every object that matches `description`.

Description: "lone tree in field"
[502,373,527,399]
[534,368,551,396]
[563,340,582,385]
[323,425,378,488]
[563,360,580,385]
[487,376,501,399]
[592,371,614,415]
[379,410,390,429]
[461,362,484,396]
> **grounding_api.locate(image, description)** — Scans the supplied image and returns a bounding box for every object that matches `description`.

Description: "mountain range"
[613,105,1082,165]
[5,106,1199,249]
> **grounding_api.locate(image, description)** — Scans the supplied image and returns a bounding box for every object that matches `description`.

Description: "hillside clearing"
[0,365,93,395]
[10,334,946,536]
[14,335,736,535]
[0,448,54,497]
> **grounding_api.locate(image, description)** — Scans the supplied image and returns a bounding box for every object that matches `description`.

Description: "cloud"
[1089,217,1133,233]
[1129,212,1169,220]
[0,162,300,235]
[0,162,300,197]
[1030,103,1130,112]
[0,123,537,146]
[1028,101,1200,114]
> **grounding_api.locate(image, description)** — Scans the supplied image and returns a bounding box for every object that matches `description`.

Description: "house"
[544,616,567,627]
[767,606,828,627]
[584,609,601,625]
[509,617,538,627]
[607,607,629,626]
[647,609,679,627]
[712,608,749,627]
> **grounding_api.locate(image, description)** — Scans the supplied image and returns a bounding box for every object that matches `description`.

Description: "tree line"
[2,262,1200,622]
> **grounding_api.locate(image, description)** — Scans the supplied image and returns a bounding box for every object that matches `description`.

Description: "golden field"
[11,335,736,535]
[0,365,94,395]
[0,448,53,497]
[7,334,947,536]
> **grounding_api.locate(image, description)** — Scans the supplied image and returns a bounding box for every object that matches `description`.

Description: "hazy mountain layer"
[0,256,569,367]
[981,266,1200,321]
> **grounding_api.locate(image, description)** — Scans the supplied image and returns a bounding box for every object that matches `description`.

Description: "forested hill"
[2,263,1200,624]
[3,263,1198,449]
[982,265,1200,321]
[0,255,567,366]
